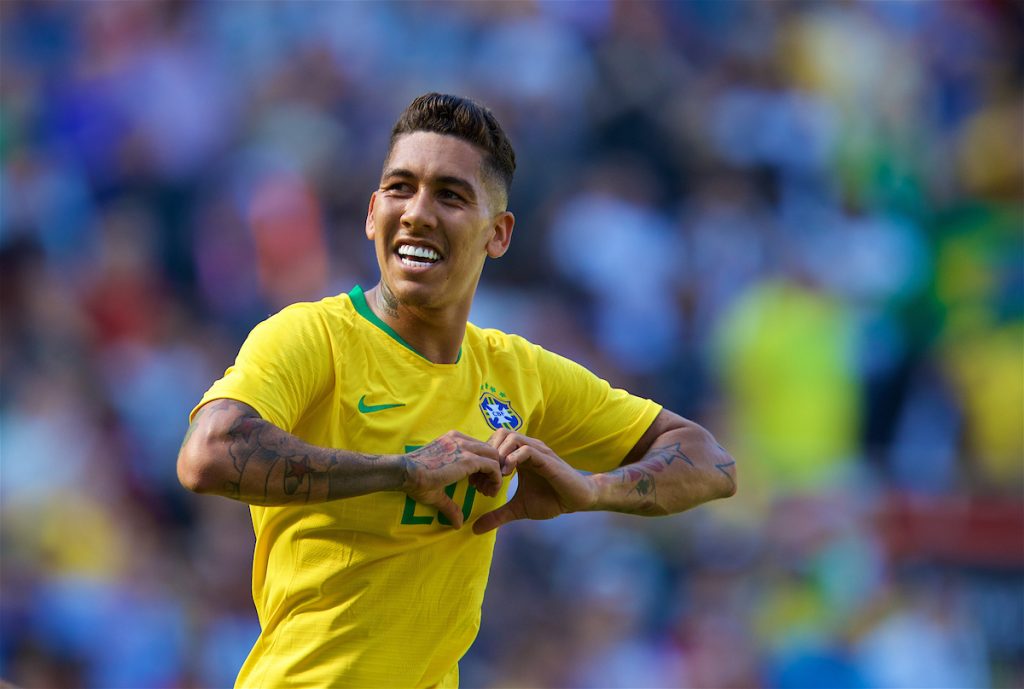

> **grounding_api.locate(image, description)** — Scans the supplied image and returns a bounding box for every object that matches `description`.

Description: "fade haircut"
[387,93,516,209]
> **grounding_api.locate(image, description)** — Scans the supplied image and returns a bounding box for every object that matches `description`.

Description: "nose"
[401,188,436,230]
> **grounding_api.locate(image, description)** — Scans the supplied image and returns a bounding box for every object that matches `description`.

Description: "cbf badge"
[479,384,523,431]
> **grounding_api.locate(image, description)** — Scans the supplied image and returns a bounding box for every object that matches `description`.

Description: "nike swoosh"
[358,395,406,414]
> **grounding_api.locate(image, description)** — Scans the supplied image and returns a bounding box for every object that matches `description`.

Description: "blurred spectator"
[546,159,685,376]
[855,576,991,689]
[712,275,862,502]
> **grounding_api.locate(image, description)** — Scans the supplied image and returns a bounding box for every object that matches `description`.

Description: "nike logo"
[358,395,406,414]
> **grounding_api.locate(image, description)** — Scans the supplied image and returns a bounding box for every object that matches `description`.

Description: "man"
[177,93,737,688]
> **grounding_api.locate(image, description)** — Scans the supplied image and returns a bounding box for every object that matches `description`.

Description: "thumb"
[432,494,464,529]
[472,502,522,535]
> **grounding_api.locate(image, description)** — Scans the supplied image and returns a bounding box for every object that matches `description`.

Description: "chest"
[296,350,535,457]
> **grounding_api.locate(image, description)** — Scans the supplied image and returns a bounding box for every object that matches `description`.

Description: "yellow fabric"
[192,286,661,689]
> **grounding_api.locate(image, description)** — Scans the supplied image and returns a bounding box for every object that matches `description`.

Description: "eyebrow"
[382,168,477,199]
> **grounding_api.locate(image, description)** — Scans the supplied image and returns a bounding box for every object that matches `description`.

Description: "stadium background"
[1,1,1022,687]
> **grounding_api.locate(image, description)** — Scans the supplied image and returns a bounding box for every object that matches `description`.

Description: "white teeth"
[401,256,433,267]
[397,244,440,262]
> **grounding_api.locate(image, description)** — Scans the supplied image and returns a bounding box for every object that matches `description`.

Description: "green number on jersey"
[399,444,478,526]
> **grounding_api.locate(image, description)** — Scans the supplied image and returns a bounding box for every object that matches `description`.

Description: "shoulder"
[247,293,360,350]
[465,323,572,373]
[264,293,357,328]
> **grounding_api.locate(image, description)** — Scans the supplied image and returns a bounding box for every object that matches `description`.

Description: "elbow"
[176,438,223,495]
[177,450,208,494]
[677,421,738,502]
[715,448,738,499]
[177,399,257,498]
[687,422,737,500]
[720,467,738,499]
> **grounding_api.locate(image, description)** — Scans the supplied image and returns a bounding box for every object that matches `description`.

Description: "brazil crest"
[479,391,523,431]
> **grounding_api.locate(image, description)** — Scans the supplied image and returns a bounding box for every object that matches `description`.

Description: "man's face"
[365,131,513,313]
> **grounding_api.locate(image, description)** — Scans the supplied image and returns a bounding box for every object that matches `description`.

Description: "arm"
[594,409,736,515]
[177,398,503,528]
[472,409,736,533]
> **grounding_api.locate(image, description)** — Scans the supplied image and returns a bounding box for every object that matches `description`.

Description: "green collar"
[348,285,462,364]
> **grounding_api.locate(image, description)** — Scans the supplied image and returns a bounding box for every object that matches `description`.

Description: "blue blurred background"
[1,1,1022,687]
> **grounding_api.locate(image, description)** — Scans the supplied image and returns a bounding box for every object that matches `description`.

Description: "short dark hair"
[388,93,516,204]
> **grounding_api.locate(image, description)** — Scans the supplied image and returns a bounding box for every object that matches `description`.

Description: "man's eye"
[439,189,465,202]
[384,183,412,193]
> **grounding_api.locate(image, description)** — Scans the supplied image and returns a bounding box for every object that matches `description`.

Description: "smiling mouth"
[396,243,442,268]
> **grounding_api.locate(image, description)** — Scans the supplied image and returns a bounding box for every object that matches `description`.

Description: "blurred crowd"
[1,1,1022,688]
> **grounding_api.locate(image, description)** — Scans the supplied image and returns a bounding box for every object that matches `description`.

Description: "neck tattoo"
[378,281,399,318]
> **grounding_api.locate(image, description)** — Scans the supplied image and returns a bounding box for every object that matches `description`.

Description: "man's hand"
[402,431,503,529]
[472,429,597,534]
[470,411,738,533]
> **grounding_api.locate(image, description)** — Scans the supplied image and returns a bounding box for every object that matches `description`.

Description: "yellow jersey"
[193,285,661,688]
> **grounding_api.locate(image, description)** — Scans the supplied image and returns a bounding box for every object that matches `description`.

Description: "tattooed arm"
[472,410,735,533]
[594,409,736,516]
[177,398,503,527]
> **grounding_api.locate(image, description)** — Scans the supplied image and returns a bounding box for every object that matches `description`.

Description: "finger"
[487,428,511,448]
[508,444,565,480]
[432,493,464,529]
[472,502,523,535]
[496,433,553,459]
[487,430,519,474]
[468,471,501,498]
[469,455,503,487]
[468,473,486,496]
[497,438,519,475]
[508,434,551,453]
[459,438,501,461]
[500,444,530,474]
[496,433,523,459]
[439,432,500,462]
[417,454,499,493]
[508,443,558,474]
[495,434,529,476]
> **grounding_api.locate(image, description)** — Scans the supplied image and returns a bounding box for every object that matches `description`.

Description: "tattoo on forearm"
[633,469,656,498]
[226,413,254,490]
[325,457,343,502]
[610,464,658,503]
[209,400,382,505]
[649,442,694,467]
[606,438,732,515]
[284,457,310,495]
[610,442,694,499]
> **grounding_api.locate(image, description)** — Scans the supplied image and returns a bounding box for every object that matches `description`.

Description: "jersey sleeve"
[191,303,334,432]
[528,344,662,474]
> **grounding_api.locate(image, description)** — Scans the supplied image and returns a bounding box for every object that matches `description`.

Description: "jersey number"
[400,445,477,526]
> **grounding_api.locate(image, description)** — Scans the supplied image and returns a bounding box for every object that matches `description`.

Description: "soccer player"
[177,93,737,688]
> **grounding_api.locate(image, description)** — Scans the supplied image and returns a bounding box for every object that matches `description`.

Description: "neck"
[364,282,469,364]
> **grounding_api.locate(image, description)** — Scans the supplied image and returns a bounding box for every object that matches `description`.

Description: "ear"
[485,211,515,258]
[365,191,378,241]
